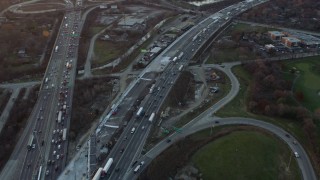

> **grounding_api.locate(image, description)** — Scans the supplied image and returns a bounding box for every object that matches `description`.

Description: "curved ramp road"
[141,117,317,180]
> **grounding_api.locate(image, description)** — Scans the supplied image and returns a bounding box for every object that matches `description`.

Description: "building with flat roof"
[268,31,285,40]
[284,31,320,48]
[281,37,301,47]
[118,16,146,30]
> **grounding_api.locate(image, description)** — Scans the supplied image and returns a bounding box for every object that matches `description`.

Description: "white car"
[294,152,300,158]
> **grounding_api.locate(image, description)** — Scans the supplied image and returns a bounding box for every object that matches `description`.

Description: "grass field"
[284,56,320,112]
[192,131,301,180]
[93,40,123,67]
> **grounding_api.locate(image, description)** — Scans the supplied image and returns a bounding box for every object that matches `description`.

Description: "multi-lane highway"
[0,0,84,179]
[92,0,271,179]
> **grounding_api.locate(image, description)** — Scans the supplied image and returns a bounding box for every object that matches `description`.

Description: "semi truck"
[136,107,144,117]
[149,112,155,122]
[102,158,113,173]
[27,134,34,150]
[178,52,184,59]
[92,167,103,180]
[149,84,155,94]
[58,111,62,123]
[62,128,67,141]
[172,57,177,62]
[178,65,184,71]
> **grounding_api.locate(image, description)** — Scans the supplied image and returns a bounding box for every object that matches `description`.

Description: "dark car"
[131,161,138,167]
[166,139,171,143]
[120,148,125,153]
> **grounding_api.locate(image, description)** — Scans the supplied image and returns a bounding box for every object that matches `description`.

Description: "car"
[131,161,138,167]
[293,140,297,145]
[115,167,120,172]
[120,148,125,153]
[45,170,49,176]
[140,161,145,166]
[166,139,171,143]
[58,145,61,149]
[294,152,300,158]
[215,120,220,124]
[285,134,290,138]
[141,126,145,130]
[32,144,35,149]
[56,155,60,160]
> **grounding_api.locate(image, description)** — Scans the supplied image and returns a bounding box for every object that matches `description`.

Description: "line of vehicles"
[90,1,272,179]
[92,158,146,180]
[44,10,80,177]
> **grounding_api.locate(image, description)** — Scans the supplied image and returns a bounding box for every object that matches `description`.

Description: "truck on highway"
[92,167,103,180]
[131,127,136,134]
[192,34,198,42]
[102,158,113,174]
[58,111,62,123]
[149,84,155,94]
[178,65,184,71]
[62,128,67,141]
[133,164,141,173]
[172,56,177,62]
[136,107,144,117]
[54,46,59,52]
[27,134,34,150]
[178,52,184,59]
[37,165,42,180]
[149,112,155,122]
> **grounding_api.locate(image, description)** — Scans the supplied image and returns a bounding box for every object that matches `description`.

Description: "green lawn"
[93,40,123,67]
[284,56,320,112]
[192,131,301,180]
[90,26,105,36]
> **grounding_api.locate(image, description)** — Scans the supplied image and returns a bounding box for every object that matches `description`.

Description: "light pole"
[286,151,293,171]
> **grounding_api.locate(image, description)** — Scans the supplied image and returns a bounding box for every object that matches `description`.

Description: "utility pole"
[286,151,293,171]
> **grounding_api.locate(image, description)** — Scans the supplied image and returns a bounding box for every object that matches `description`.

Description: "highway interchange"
[92,0,312,180]
[0,0,317,179]
[0,0,83,179]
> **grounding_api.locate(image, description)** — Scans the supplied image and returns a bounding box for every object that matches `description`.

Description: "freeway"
[137,117,317,180]
[92,0,271,179]
[0,0,83,179]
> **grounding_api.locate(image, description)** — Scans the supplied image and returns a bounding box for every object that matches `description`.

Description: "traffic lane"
[108,114,149,178]
[111,123,147,179]
[20,94,51,179]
